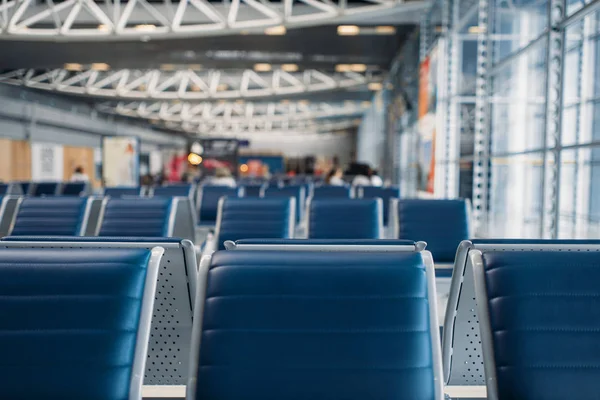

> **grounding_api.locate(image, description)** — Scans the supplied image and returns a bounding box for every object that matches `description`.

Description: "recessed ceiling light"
[368,82,383,91]
[265,25,286,35]
[64,63,83,71]
[335,64,351,73]
[375,26,396,35]
[216,83,229,91]
[160,64,176,71]
[188,64,203,71]
[91,63,110,71]
[337,25,360,36]
[97,24,110,32]
[254,63,272,72]
[281,64,298,72]
[280,99,290,104]
[350,64,367,72]
[468,26,485,34]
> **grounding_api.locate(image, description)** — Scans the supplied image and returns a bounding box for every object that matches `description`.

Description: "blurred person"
[352,164,371,187]
[326,168,345,186]
[206,167,237,187]
[70,166,89,182]
[370,169,383,187]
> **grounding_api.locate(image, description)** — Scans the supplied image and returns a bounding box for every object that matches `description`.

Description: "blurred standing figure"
[370,169,383,187]
[352,164,371,186]
[326,168,345,186]
[70,166,89,182]
[206,167,237,187]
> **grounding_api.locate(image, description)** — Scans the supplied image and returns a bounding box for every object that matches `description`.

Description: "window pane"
[489,153,544,237]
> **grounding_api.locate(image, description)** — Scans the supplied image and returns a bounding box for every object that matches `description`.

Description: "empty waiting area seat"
[104,187,142,197]
[32,181,61,196]
[61,182,88,196]
[0,246,161,399]
[312,185,351,198]
[308,198,383,239]
[197,186,241,226]
[10,197,90,236]
[152,184,195,198]
[262,185,306,222]
[98,197,175,237]
[188,249,442,400]
[392,199,469,265]
[358,186,400,226]
[471,248,600,400]
[205,197,295,252]
[239,184,264,197]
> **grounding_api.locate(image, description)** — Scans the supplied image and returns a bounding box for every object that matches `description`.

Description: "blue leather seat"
[313,185,351,198]
[98,197,174,237]
[62,182,87,196]
[240,184,263,197]
[198,186,240,226]
[32,181,60,196]
[359,186,400,226]
[189,249,440,400]
[0,184,8,195]
[153,184,194,198]
[474,250,600,400]
[19,182,31,196]
[234,239,416,246]
[263,185,305,223]
[308,198,382,239]
[0,246,159,399]
[104,187,142,197]
[11,197,89,236]
[214,197,294,250]
[394,199,469,263]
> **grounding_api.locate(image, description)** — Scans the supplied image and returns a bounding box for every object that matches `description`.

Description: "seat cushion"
[309,199,381,239]
[263,186,304,222]
[482,251,600,400]
[194,250,435,400]
[397,199,469,263]
[99,197,173,237]
[11,197,88,236]
[0,247,151,400]
[198,186,240,225]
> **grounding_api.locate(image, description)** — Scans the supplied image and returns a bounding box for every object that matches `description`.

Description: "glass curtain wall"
[396,0,600,238]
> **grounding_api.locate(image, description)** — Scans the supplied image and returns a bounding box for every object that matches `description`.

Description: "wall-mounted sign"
[31,142,64,181]
[102,137,139,186]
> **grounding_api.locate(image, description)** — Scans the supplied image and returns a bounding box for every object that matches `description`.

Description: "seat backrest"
[104,187,142,197]
[393,199,469,263]
[472,249,600,400]
[62,182,88,196]
[152,184,195,198]
[0,246,161,400]
[262,185,305,223]
[19,182,32,196]
[10,197,90,236]
[308,198,383,239]
[0,236,196,386]
[0,184,8,195]
[32,182,60,196]
[197,186,241,225]
[313,185,351,198]
[98,197,175,237]
[443,239,600,387]
[240,184,264,197]
[232,238,419,251]
[188,249,441,400]
[358,186,400,226]
[215,197,294,250]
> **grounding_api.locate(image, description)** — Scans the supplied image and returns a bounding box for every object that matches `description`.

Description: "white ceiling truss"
[0,0,425,41]
[0,68,379,100]
[97,100,368,123]
[163,117,361,135]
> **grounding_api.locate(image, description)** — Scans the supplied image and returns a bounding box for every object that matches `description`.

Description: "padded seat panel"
[11,197,88,236]
[309,199,381,239]
[99,197,173,237]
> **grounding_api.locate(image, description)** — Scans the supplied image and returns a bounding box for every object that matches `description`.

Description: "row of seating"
[0,196,196,242]
[0,238,590,399]
[0,181,89,196]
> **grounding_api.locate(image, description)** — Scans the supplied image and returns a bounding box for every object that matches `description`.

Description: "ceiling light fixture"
[135,24,157,31]
[337,25,360,36]
[350,64,367,72]
[216,83,229,91]
[97,24,110,31]
[160,64,176,71]
[375,26,396,35]
[254,63,272,72]
[335,64,351,73]
[64,63,83,71]
[368,82,383,91]
[468,26,485,34]
[188,64,203,71]
[281,64,299,72]
[264,25,286,35]
[91,63,110,71]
